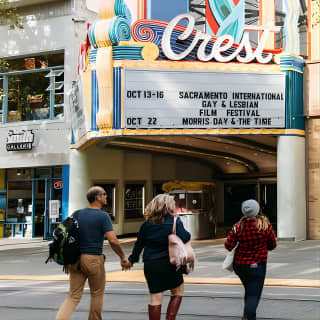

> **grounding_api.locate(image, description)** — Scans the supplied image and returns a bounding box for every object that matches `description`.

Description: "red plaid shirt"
[225,218,277,265]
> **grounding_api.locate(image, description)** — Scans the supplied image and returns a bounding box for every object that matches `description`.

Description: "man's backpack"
[45,211,81,266]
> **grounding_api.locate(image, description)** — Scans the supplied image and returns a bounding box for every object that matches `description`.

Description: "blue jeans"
[234,262,266,320]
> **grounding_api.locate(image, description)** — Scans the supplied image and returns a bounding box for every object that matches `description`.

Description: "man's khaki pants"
[56,254,106,320]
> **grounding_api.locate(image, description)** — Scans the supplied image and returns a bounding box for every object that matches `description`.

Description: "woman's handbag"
[168,216,195,274]
[222,226,238,272]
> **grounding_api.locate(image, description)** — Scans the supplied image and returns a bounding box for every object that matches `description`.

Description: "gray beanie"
[241,199,260,217]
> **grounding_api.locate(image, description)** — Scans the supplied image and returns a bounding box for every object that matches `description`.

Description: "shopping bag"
[222,225,238,272]
[168,216,195,274]
[222,245,237,272]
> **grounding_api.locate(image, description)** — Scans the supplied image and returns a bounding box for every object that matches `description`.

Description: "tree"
[0,0,23,29]
[312,0,320,28]
[0,0,23,71]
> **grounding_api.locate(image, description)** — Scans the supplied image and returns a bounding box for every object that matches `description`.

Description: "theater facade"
[65,0,314,241]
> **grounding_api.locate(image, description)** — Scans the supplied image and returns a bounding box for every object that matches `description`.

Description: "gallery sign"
[6,130,34,151]
[124,69,286,129]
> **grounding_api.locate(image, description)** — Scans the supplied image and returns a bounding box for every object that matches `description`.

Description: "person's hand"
[62,265,69,274]
[121,259,133,271]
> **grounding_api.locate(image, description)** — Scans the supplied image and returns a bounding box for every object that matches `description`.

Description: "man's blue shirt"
[77,208,113,255]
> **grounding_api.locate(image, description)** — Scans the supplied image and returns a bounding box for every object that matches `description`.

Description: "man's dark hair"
[87,187,103,203]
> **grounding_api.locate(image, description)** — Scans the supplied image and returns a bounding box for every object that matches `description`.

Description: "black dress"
[144,256,183,293]
[128,214,191,294]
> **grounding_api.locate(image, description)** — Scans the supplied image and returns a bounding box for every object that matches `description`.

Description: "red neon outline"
[206,0,220,34]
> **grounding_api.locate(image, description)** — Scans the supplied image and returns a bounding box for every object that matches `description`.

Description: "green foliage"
[0,0,24,30]
[0,0,24,71]
[0,58,9,72]
[312,0,320,28]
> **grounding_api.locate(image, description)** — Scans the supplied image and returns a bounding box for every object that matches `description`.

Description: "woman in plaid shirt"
[225,199,277,320]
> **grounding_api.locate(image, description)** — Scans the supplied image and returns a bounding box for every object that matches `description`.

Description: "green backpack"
[45,212,80,266]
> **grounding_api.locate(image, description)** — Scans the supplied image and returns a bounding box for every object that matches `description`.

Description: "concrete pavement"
[0,237,319,289]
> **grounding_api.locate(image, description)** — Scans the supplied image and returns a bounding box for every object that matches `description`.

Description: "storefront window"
[35,167,52,178]
[54,166,63,178]
[6,181,32,237]
[6,166,64,238]
[7,168,32,180]
[124,184,144,219]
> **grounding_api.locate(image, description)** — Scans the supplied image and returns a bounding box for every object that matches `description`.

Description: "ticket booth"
[163,181,216,239]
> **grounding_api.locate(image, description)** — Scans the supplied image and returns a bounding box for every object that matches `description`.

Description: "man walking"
[56,186,129,320]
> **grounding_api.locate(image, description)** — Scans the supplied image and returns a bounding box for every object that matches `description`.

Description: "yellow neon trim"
[280,67,304,74]
[120,67,124,129]
[113,60,281,73]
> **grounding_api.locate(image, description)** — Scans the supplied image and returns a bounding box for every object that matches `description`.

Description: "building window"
[0,76,3,122]
[153,183,164,197]
[124,184,144,219]
[94,183,117,221]
[8,72,50,122]
[0,53,64,123]
[35,167,52,179]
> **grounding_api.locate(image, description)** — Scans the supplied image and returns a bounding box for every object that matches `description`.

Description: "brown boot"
[166,296,182,320]
[148,304,161,320]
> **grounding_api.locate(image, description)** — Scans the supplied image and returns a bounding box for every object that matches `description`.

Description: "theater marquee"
[124,69,286,129]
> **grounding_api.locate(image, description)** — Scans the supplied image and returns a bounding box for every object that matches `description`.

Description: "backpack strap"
[71,210,80,220]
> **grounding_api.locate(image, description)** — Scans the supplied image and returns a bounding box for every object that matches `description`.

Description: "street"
[0,280,319,319]
[0,239,319,319]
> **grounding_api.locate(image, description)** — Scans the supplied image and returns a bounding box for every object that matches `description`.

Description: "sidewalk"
[0,237,319,288]
[0,236,136,251]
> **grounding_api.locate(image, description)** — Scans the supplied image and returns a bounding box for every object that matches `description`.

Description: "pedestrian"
[125,194,191,320]
[225,199,277,320]
[56,186,130,320]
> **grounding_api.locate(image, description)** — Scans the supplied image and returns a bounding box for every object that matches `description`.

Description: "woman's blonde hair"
[144,194,176,224]
[239,212,271,232]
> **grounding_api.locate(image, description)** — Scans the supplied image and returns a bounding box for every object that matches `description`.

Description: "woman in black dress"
[126,194,191,320]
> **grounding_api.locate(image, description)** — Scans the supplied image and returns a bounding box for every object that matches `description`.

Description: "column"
[278,54,306,240]
[68,148,90,215]
[277,136,306,240]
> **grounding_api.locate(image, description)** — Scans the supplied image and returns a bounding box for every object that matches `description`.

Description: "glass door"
[34,179,62,240]
[7,180,33,237]
[34,179,46,237]
[7,167,63,239]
